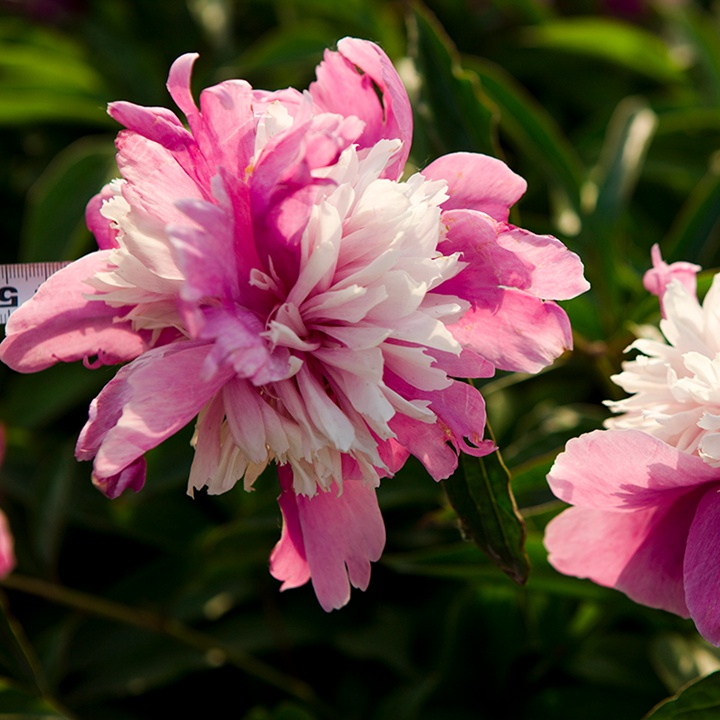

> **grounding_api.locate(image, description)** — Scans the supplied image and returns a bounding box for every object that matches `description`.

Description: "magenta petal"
[79,341,233,487]
[547,429,720,510]
[271,466,386,611]
[0,508,14,580]
[422,153,526,221]
[166,52,201,127]
[93,456,147,500]
[389,413,460,480]
[495,224,590,300]
[0,252,148,372]
[546,502,693,617]
[684,486,720,644]
[108,101,191,150]
[269,466,311,591]
[85,186,119,250]
[310,37,412,179]
[448,288,573,374]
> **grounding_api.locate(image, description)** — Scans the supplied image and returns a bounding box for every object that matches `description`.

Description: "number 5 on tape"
[0,262,70,325]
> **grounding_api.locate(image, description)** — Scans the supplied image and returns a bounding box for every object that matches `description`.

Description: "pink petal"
[684,485,720,645]
[270,465,386,611]
[438,209,588,302]
[269,466,311,591]
[77,341,233,491]
[0,252,148,372]
[547,429,720,510]
[166,53,201,130]
[422,152,526,222]
[93,457,147,500]
[545,502,693,617]
[447,288,573,374]
[0,508,14,580]
[85,185,120,250]
[310,37,412,180]
[495,224,590,300]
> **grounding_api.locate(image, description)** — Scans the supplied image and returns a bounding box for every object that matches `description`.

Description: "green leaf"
[644,671,720,719]
[443,448,529,584]
[22,138,117,263]
[590,97,658,226]
[469,58,584,217]
[663,165,720,268]
[410,4,498,158]
[523,18,687,83]
[0,679,67,717]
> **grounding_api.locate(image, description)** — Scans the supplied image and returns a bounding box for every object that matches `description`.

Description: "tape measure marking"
[0,262,71,325]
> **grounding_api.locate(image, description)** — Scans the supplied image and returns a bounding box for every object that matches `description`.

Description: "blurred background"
[0,0,719,718]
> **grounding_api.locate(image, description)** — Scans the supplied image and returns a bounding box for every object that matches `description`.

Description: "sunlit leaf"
[644,672,720,719]
[22,138,116,263]
[469,58,584,217]
[523,18,687,83]
[410,4,498,158]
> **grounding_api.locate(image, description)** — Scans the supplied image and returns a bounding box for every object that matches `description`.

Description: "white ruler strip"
[0,262,71,325]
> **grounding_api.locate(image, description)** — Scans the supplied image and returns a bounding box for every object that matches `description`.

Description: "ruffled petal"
[0,252,148,372]
[77,341,234,491]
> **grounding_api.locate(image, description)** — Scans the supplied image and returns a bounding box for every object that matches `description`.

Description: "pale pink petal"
[547,429,720,510]
[684,486,720,644]
[545,502,693,617]
[447,288,573,374]
[85,186,120,250]
[422,153,526,221]
[78,342,233,490]
[271,466,385,611]
[310,37,412,179]
[0,252,148,372]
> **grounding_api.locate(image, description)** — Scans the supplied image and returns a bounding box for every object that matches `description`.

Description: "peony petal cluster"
[0,39,588,610]
[546,245,720,643]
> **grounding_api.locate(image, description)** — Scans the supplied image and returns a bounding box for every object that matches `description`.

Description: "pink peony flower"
[0,39,588,610]
[546,248,720,643]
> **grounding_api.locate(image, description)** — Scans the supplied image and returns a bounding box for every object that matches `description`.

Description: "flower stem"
[3,574,329,714]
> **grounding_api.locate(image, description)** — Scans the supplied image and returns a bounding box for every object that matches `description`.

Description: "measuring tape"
[0,262,71,325]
